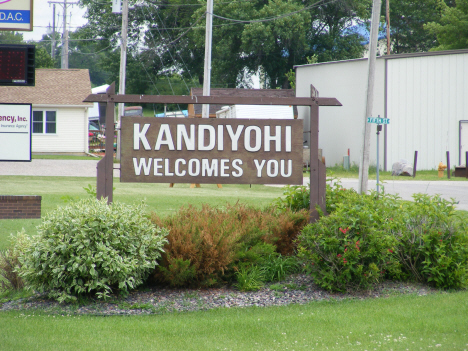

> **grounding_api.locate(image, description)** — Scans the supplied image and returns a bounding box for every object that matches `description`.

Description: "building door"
[461,121,468,165]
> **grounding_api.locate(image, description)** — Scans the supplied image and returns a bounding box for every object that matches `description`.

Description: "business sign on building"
[0,103,32,161]
[0,0,33,31]
[120,117,304,185]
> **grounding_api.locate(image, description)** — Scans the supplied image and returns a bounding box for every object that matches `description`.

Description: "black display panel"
[0,45,35,86]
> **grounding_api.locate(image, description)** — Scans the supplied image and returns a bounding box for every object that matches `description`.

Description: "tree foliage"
[386,0,445,53]
[425,0,468,50]
[35,47,55,68]
[76,0,371,91]
[0,31,24,44]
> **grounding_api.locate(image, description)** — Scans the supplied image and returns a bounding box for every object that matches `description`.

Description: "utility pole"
[202,0,213,118]
[115,0,129,161]
[386,0,391,55]
[48,0,78,69]
[358,0,382,194]
[51,4,56,60]
[118,0,128,122]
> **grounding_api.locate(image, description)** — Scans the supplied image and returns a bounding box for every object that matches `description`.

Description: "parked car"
[124,106,143,116]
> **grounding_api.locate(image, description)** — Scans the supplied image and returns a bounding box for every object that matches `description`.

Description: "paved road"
[1,159,467,211]
[330,178,468,212]
[0,159,120,177]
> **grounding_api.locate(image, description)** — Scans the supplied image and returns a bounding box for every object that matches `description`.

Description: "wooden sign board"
[121,117,303,185]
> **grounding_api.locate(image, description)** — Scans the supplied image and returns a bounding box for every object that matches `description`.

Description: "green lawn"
[1,291,467,350]
[0,176,284,250]
[1,170,468,350]
[325,165,467,181]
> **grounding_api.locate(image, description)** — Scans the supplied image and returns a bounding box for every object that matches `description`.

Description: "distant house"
[0,69,92,154]
[188,88,298,118]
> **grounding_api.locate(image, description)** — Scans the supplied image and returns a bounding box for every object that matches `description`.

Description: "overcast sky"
[22,0,88,41]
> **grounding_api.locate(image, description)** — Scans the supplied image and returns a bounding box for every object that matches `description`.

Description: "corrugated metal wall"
[386,53,468,169]
[296,58,386,168]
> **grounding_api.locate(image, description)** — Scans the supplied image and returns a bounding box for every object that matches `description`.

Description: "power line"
[137,5,184,111]
[154,9,198,87]
[211,0,333,24]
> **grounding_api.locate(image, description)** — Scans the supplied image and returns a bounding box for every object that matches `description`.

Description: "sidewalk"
[0,159,120,177]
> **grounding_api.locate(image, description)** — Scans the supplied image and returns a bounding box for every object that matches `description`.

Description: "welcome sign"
[120,117,303,185]
[0,0,33,31]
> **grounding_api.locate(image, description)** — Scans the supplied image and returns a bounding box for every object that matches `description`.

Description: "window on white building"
[32,111,56,134]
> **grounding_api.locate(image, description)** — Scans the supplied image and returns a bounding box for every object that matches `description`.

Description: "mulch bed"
[0,275,441,316]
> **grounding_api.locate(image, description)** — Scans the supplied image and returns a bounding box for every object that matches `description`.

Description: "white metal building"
[216,105,294,119]
[295,49,468,170]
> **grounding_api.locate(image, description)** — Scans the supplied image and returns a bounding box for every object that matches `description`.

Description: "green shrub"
[261,254,301,282]
[275,184,310,212]
[297,201,401,292]
[19,199,168,303]
[297,189,468,292]
[274,178,360,214]
[232,243,301,290]
[393,194,468,289]
[0,230,31,291]
[151,204,308,288]
[234,265,265,291]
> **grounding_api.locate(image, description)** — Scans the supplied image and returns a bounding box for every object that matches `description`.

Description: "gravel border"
[0,275,441,316]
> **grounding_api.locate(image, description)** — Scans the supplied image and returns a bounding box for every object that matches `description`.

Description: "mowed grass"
[1,170,468,350]
[0,175,285,250]
[325,165,467,181]
[1,291,467,351]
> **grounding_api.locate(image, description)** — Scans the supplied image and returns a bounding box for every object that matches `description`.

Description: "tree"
[0,31,24,44]
[35,47,55,68]
[239,0,311,88]
[386,0,455,54]
[306,0,370,62]
[78,0,373,92]
[67,28,112,86]
[425,0,468,50]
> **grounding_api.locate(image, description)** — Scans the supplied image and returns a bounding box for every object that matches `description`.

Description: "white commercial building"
[295,49,468,170]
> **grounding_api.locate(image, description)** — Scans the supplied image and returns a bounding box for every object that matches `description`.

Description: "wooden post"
[309,85,324,222]
[446,151,451,179]
[96,83,115,203]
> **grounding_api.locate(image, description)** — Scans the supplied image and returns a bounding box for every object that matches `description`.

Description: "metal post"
[446,151,451,179]
[413,151,418,178]
[466,152,468,178]
[376,124,382,194]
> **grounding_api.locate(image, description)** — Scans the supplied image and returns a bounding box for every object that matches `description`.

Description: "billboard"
[0,103,32,161]
[120,117,304,185]
[0,0,33,31]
